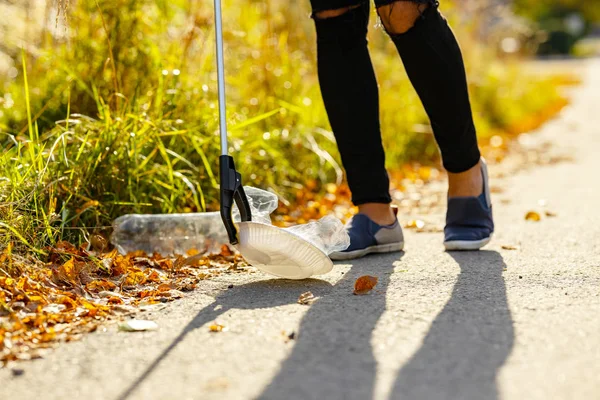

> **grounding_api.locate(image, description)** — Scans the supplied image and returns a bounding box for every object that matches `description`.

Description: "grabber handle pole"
[214,0,228,156]
[215,0,252,245]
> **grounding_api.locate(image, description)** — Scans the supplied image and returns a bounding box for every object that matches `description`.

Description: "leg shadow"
[116,278,334,400]
[259,252,403,400]
[390,250,514,400]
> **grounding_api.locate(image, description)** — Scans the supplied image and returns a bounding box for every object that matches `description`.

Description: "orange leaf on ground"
[108,296,124,305]
[86,307,98,318]
[57,258,78,283]
[525,211,541,221]
[123,271,146,287]
[86,280,117,292]
[55,241,79,254]
[157,283,171,292]
[138,290,157,299]
[220,244,233,257]
[405,220,425,230]
[146,270,161,282]
[89,234,108,252]
[58,295,78,310]
[353,275,378,295]
[0,242,12,265]
[209,322,228,332]
[112,255,133,276]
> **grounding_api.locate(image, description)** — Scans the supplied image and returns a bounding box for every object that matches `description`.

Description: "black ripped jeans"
[312,0,480,205]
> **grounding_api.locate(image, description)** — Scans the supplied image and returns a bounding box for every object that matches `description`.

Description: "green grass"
[0,0,568,254]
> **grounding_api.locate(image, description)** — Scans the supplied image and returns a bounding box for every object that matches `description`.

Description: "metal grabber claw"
[219,155,252,245]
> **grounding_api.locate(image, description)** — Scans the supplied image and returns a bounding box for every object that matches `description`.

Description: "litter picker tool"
[214,0,340,279]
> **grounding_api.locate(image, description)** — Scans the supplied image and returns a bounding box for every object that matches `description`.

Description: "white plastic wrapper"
[234,186,350,256]
[232,186,278,225]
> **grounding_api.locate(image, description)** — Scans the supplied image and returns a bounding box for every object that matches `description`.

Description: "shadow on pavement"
[116,277,334,400]
[117,250,511,400]
[258,252,403,399]
[390,250,514,400]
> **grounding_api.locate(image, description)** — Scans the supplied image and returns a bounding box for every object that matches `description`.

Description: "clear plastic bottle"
[110,187,279,255]
[110,212,229,255]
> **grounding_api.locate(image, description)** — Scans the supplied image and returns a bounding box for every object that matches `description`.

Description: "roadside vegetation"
[0,0,571,253]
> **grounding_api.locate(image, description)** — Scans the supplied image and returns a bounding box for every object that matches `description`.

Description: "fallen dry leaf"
[281,330,296,343]
[353,275,378,295]
[501,245,521,250]
[220,244,233,257]
[89,234,108,252]
[86,279,116,293]
[405,220,425,230]
[525,211,541,221]
[209,322,228,333]
[545,210,558,217]
[108,296,124,305]
[157,283,172,292]
[297,291,317,305]
[122,270,146,287]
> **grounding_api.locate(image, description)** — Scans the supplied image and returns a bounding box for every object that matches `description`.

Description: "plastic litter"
[118,319,159,332]
[235,187,349,254]
[230,187,349,279]
[111,212,227,255]
[110,187,276,255]
[111,187,350,279]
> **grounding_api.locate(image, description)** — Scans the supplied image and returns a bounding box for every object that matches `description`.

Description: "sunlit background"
[0,0,599,249]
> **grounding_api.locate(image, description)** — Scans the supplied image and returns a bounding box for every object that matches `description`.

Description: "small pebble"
[11,369,25,377]
[519,276,523,279]
[228,284,234,289]
[288,332,296,340]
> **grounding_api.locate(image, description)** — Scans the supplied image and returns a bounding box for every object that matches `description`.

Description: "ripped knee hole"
[377,1,428,35]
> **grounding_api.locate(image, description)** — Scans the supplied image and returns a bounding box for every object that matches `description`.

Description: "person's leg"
[376,1,493,250]
[312,1,395,226]
[312,1,404,259]
[376,1,483,197]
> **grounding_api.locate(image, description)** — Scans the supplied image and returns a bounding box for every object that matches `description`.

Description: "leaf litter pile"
[0,242,253,365]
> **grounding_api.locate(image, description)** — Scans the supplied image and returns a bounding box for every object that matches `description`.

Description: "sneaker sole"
[444,235,492,251]
[330,242,404,261]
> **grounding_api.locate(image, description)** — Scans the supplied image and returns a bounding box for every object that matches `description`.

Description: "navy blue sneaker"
[444,158,494,251]
[330,208,404,261]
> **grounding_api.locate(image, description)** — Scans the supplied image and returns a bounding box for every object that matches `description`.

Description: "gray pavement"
[2,59,600,400]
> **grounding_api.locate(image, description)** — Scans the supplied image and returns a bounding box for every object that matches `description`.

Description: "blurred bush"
[513,0,600,55]
[0,0,568,249]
